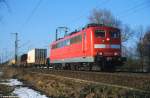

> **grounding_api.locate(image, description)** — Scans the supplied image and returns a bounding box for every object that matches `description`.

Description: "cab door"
[82,32,87,57]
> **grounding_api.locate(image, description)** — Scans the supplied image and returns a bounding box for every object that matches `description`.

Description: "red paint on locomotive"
[50,24,124,65]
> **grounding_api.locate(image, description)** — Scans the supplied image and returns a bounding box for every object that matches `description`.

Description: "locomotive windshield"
[95,30,105,38]
[110,31,120,38]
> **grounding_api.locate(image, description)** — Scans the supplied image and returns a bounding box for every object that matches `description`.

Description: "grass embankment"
[0,67,15,96]
[33,69,150,91]
[2,67,150,98]
[0,84,14,96]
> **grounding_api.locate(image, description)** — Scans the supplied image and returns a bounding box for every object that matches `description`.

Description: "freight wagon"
[27,48,47,67]
[18,54,27,66]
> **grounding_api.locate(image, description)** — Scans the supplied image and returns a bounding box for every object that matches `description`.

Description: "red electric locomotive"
[50,24,126,71]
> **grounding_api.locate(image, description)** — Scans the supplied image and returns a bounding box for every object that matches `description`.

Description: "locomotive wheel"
[65,63,71,70]
[95,61,115,72]
[53,64,62,70]
[89,64,93,71]
[70,64,78,71]
[101,62,106,71]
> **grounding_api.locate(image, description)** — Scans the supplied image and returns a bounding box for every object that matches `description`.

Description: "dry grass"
[0,84,14,96]
[1,67,150,98]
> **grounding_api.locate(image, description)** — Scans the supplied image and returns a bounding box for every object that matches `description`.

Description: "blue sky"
[0,0,150,60]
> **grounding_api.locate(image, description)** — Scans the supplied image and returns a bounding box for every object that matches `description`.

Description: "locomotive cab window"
[110,31,120,38]
[95,30,105,38]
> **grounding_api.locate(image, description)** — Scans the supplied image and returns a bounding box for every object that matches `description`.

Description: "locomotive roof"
[52,23,119,44]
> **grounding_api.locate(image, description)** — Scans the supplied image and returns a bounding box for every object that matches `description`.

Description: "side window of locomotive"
[51,45,54,49]
[66,39,70,45]
[84,32,86,40]
[58,42,61,48]
[110,31,120,38]
[95,30,105,38]
[52,44,57,49]
[70,35,82,44]
[62,39,70,46]
[52,39,71,49]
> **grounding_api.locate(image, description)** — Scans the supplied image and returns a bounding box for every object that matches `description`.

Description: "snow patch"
[13,87,48,98]
[1,79,23,86]
[0,79,49,98]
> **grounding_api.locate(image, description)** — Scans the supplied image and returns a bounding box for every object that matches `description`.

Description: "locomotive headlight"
[99,52,103,55]
[114,52,118,56]
[106,38,110,41]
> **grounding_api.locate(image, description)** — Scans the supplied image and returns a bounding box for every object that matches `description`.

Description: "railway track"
[23,68,150,92]
[28,67,150,78]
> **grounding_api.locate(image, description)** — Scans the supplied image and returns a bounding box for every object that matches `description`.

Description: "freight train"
[50,23,126,71]
[8,24,126,71]
[8,48,48,67]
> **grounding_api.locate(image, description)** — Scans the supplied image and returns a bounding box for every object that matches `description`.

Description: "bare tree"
[120,24,134,42]
[136,26,148,72]
[142,29,150,71]
[89,9,121,27]
[88,8,133,43]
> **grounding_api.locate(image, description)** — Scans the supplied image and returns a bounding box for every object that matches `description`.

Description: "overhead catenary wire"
[3,0,11,13]
[0,0,11,12]
[19,0,43,32]
[67,0,149,27]
[18,40,30,49]
[16,0,42,55]
[117,0,150,18]
[55,0,149,40]
[17,0,149,55]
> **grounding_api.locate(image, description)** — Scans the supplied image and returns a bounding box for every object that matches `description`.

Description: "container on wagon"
[27,48,47,65]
